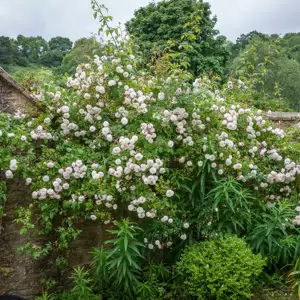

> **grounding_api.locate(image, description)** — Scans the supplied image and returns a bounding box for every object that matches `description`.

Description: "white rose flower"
[148,244,154,250]
[10,164,17,171]
[183,223,189,229]
[89,126,96,132]
[112,147,121,155]
[180,234,187,240]
[10,159,17,165]
[225,158,232,166]
[166,190,174,197]
[26,178,32,185]
[108,80,116,86]
[158,92,165,100]
[43,175,50,182]
[161,216,169,222]
[135,153,143,161]
[159,168,166,174]
[46,161,55,168]
[90,215,97,220]
[168,140,174,148]
[187,161,193,166]
[128,204,135,211]
[99,86,105,94]
[121,117,128,125]
[5,170,13,179]
[149,167,157,174]
[63,183,70,190]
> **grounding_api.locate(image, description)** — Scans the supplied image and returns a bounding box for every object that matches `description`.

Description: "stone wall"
[265,112,300,129]
[0,180,108,299]
[0,70,35,115]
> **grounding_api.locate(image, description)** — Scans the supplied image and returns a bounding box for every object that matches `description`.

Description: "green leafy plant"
[105,219,144,293]
[203,178,255,234]
[176,235,265,299]
[70,267,100,300]
[136,263,171,299]
[287,258,300,299]
[126,0,230,77]
[90,219,145,296]
[35,291,55,300]
[248,201,300,266]
[90,246,109,294]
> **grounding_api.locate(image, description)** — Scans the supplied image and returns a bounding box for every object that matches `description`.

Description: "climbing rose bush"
[0,45,299,254]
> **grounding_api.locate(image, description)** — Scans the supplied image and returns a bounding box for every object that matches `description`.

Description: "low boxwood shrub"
[176,235,265,299]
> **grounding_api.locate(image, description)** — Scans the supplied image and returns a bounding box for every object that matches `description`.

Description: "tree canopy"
[49,36,73,52]
[0,36,14,65]
[229,35,300,111]
[57,37,103,75]
[126,0,230,77]
[0,35,73,71]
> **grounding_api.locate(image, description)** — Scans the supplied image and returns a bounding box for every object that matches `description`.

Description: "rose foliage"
[0,23,299,260]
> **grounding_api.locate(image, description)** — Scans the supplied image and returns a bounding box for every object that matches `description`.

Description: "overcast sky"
[0,0,300,42]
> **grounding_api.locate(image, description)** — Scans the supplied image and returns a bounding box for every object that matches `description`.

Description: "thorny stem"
[91,0,120,49]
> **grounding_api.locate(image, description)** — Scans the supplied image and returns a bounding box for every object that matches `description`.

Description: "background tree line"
[0,35,72,67]
[0,0,300,111]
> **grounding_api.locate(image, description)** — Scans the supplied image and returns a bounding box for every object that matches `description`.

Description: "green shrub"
[176,235,265,299]
[248,201,300,266]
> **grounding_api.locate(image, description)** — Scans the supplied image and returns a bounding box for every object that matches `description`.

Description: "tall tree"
[125,0,230,77]
[58,37,103,75]
[39,50,64,67]
[235,31,268,50]
[0,36,14,65]
[16,35,48,62]
[229,37,300,111]
[39,37,72,68]
[49,37,73,53]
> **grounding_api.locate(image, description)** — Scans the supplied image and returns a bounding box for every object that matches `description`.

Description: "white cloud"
[209,0,300,40]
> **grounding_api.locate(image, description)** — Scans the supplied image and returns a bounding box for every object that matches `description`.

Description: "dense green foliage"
[228,33,300,111]
[125,0,230,77]
[248,201,300,266]
[0,36,15,64]
[176,236,265,299]
[0,1,300,299]
[58,37,103,75]
[97,219,144,294]
[0,35,72,71]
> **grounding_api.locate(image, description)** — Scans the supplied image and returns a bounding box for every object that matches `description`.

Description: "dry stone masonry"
[266,111,300,129]
[0,181,108,299]
[0,67,36,115]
